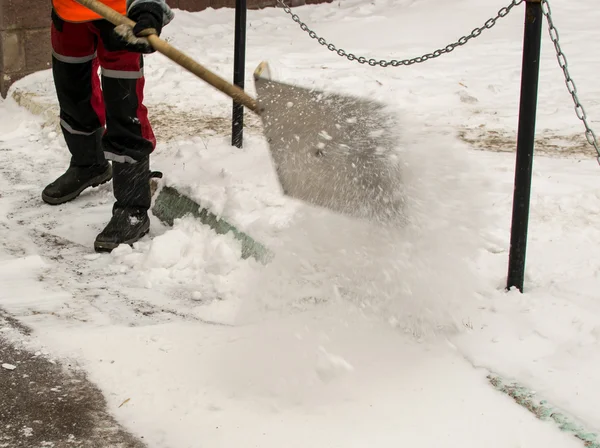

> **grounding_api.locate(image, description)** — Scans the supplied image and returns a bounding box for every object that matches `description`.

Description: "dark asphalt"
[0,313,147,448]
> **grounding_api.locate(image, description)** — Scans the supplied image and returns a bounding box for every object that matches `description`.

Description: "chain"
[275,0,524,67]
[541,0,600,162]
[276,0,599,161]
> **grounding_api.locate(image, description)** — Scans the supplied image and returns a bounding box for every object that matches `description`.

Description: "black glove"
[100,2,164,54]
[128,2,164,39]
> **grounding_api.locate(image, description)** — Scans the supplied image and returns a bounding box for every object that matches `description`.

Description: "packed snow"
[1,0,600,447]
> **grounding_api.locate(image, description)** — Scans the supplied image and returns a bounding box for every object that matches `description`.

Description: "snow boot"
[42,162,112,205]
[94,157,151,252]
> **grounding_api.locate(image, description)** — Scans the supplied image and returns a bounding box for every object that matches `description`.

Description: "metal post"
[506,0,543,293]
[232,0,247,148]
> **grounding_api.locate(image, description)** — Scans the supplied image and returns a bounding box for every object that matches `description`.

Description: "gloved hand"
[109,2,165,54]
[128,2,164,39]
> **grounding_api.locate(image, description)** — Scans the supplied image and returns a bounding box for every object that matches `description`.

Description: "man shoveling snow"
[41,0,174,252]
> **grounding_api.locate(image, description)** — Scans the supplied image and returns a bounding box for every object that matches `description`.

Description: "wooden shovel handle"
[74,0,259,113]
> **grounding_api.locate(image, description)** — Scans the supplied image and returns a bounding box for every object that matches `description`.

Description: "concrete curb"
[11,88,60,132]
[488,375,599,448]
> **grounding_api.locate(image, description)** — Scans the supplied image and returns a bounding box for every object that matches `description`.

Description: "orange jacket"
[53,0,127,22]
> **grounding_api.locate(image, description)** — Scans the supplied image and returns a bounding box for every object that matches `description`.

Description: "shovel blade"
[253,62,405,224]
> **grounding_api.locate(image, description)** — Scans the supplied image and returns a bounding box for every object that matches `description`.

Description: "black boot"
[94,157,151,252]
[42,162,112,205]
[42,128,111,205]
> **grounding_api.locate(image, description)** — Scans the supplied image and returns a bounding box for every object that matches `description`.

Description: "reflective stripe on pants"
[51,9,156,166]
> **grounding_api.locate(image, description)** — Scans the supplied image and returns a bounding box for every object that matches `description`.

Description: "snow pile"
[112,217,244,280]
[109,216,261,324]
[150,135,300,244]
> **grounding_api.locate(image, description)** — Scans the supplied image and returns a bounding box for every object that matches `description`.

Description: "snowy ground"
[2,0,600,446]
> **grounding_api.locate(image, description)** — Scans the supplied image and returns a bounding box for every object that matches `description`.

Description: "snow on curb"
[11,88,60,133]
[489,375,600,448]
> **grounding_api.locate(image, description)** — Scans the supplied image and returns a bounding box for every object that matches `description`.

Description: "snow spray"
[241,113,493,339]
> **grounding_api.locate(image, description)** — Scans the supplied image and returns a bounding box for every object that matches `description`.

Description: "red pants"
[51,9,156,166]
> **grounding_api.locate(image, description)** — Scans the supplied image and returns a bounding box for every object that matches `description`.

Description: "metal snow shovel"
[75,0,406,224]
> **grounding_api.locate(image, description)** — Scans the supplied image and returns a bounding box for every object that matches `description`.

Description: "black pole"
[232,0,247,148]
[506,0,543,293]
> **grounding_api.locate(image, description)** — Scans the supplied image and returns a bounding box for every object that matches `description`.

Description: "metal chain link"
[277,0,598,161]
[275,0,524,67]
[541,0,600,162]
